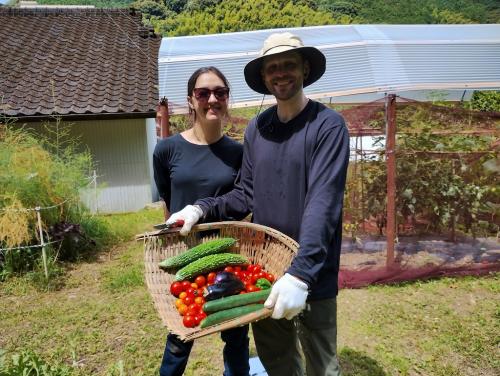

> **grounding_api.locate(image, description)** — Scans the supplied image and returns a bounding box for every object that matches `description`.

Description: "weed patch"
[102,263,144,293]
[0,349,73,376]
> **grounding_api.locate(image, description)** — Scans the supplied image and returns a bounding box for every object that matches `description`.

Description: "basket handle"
[136,221,299,250]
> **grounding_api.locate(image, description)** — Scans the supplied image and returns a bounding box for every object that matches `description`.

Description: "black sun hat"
[244,32,326,95]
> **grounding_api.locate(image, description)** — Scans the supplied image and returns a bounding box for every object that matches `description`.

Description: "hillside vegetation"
[34,0,500,36]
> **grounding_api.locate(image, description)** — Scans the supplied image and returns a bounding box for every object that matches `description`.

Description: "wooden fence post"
[35,207,48,279]
[385,94,397,266]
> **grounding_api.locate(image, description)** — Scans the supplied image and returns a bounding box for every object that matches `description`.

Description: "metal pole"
[385,94,397,266]
[36,207,49,279]
[93,170,98,214]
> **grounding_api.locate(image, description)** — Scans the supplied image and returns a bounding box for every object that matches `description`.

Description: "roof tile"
[0,7,160,118]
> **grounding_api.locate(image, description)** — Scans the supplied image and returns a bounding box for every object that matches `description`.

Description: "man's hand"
[166,205,203,236]
[264,273,308,320]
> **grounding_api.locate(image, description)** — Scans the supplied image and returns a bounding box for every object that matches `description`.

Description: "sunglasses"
[193,87,230,102]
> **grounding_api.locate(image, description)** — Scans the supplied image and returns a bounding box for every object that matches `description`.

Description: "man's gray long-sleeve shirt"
[196,100,349,300]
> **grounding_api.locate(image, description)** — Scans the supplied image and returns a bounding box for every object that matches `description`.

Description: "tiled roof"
[0,8,160,119]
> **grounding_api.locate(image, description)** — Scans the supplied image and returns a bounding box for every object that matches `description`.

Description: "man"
[167,32,349,376]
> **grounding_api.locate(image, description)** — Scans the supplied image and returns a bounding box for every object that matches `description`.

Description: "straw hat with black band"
[244,32,326,95]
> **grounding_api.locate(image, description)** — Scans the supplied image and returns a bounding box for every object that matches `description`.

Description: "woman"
[153,67,249,376]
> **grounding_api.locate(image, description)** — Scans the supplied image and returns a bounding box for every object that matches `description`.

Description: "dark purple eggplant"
[214,271,240,284]
[205,279,245,301]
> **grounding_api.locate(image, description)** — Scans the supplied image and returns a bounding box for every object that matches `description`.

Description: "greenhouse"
[158,23,500,112]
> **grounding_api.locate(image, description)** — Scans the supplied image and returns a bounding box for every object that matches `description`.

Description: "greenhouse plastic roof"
[158,24,500,113]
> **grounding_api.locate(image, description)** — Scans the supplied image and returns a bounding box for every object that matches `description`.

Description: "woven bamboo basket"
[137,221,298,341]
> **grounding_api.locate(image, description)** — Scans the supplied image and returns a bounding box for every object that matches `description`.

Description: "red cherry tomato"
[266,273,275,283]
[170,282,183,297]
[181,281,191,291]
[251,274,260,284]
[256,271,267,280]
[247,265,254,273]
[193,315,203,326]
[224,266,234,273]
[194,296,205,306]
[234,266,242,272]
[183,295,194,306]
[246,285,261,293]
[178,304,188,316]
[194,312,207,326]
[183,315,196,328]
[207,272,216,284]
[253,265,262,273]
[188,303,200,316]
[195,275,206,287]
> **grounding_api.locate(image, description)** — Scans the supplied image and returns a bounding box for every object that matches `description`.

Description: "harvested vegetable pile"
[159,238,275,328]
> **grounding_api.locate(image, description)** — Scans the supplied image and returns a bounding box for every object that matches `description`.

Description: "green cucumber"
[159,237,236,269]
[174,253,248,281]
[200,304,265,329]
[203,289,271,314]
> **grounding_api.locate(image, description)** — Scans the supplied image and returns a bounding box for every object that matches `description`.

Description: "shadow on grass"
[339,347,387,376]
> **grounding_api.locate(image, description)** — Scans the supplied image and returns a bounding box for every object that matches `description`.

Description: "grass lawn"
[1,208,498,375]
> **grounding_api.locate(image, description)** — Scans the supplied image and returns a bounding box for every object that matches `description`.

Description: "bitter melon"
[159,238,236,269]
[174,253,248,281]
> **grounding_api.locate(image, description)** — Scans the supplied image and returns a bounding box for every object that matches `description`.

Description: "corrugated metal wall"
[26,118,155,213]
[75,118,153,213]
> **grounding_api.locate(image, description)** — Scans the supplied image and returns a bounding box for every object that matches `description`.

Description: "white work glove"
[166,205,203,236]
[264,273,309,320]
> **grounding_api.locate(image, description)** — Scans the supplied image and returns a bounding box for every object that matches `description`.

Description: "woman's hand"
[166,205,203,235]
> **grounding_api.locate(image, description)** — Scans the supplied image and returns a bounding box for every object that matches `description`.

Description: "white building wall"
[75,118,153,213]
[146,117,159,202]
[25,118,155,213]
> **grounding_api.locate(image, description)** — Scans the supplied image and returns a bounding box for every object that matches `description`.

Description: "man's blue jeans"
[159,325,250,376]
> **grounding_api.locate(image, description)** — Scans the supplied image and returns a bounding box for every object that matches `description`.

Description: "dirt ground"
[339,234,499,288]
[341,234,499,267]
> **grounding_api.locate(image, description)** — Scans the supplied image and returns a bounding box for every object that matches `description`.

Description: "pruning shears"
[153,219,185,230]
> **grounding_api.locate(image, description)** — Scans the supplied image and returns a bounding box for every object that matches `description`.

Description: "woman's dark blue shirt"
[153,133,243,212]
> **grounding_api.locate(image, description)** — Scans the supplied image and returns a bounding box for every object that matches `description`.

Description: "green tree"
[352,0,499,24]
[185,0,223,12]
[429,8,472,24]
[164,0,188,13]
[132,0,168,17]
[316,0,361,17]
[153,0,346,36]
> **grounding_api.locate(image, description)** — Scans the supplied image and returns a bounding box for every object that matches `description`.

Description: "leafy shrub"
[0,120,111,278]
[470,91,500,112]
[359,104,497,238]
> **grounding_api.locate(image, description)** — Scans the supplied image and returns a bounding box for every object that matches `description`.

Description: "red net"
[337,97,499,287]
